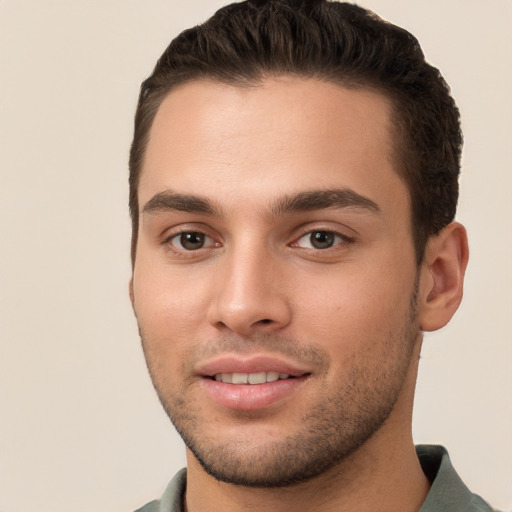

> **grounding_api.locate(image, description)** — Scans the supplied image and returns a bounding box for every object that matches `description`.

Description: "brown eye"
[170,232,210,250]
[309,231,335,249]
[181,232,205,250]
[296,230,342,250]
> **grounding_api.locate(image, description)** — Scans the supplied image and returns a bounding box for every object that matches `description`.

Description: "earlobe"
[419,222,469,332]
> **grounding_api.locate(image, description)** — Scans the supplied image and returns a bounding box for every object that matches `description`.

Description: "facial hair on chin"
[140,286,420,488]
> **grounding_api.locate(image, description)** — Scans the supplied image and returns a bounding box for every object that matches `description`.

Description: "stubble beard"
[140,287,420,488]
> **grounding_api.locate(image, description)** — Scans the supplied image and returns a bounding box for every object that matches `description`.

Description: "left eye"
[295,230,345,250]
[168,232,215,251]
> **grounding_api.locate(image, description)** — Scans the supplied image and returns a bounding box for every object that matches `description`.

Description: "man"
[128,1,493,510]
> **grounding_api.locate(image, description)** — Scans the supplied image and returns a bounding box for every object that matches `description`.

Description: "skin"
[131,77,468,512]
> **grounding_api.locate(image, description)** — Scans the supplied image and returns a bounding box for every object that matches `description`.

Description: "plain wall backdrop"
[0,1,511,511]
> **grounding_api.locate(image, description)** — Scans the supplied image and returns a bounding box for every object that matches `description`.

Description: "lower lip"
[201,376,308,410]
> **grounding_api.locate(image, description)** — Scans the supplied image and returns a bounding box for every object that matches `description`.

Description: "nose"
[207,244,292,336]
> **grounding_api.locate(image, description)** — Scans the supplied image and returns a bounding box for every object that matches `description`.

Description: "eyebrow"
[142,190,219,216]
[141,187,380,218]
[271,188,381,216]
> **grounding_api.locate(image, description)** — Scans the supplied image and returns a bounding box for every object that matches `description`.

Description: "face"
[131,78,422,487]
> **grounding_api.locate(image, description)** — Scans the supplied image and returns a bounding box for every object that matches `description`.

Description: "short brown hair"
[129,0,462,264]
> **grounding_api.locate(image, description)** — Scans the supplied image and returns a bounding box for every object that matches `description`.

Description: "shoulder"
[132,468,187,512]
[134,500,160,512]
[417,445,496,512]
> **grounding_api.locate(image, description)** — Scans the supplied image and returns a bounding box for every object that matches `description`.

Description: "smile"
[197,354,311,410]
[202,373,308,410]
[213,372,292,384]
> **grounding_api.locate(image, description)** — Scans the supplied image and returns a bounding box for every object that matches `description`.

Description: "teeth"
[214,372,293,385]
[248,372,266,384]
[232,373,248,384]
[266,371,279,382]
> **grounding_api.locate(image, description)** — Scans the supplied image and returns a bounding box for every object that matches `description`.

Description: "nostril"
[259,319,272,324]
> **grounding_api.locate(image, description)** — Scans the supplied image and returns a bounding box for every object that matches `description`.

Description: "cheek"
[133,270,201,392]
[132,264,209,346]
[293,258,416,351]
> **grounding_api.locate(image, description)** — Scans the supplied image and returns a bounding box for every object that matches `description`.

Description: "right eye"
[168,231,216,251]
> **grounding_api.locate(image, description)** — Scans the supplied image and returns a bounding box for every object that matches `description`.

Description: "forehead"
[140,77,407,215]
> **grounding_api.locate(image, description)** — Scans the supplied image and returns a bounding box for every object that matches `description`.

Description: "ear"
[419,222,469,332]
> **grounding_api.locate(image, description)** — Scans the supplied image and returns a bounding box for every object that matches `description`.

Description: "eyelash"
[162,227,355,257]
[291,229,354,251]
[164,231,219,254]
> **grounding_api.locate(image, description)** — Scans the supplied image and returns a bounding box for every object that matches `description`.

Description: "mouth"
[211,371,297,385]
[197,355,311,410]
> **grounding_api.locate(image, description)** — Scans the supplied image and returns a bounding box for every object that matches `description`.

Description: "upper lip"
[196,354,310,377]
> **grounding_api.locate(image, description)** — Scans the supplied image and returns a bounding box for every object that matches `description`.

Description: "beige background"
[0,1,510,511]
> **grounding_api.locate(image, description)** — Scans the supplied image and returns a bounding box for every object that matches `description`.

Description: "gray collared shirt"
[134,445,494,512]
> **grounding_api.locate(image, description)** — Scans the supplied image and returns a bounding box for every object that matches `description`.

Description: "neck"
[185,436,429,512]
[185,341,429,512]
